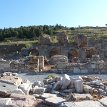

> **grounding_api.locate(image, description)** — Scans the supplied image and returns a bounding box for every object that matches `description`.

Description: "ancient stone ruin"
[39,34,52,45]
[0,33,106,74]
[56,32,68,45]
[1,72,107,107]
[74,34,88,48]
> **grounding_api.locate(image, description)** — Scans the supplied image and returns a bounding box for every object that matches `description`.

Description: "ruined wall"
[31,44,106,63]
[0,44,26,56]
[0,37,107,62]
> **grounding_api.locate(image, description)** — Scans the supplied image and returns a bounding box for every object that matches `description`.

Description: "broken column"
[74,79,83,93]
[38,56,44,71]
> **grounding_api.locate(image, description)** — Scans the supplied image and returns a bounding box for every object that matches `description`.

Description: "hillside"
[0,25,107,44]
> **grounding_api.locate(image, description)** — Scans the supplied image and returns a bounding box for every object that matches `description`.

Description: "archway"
[30,48,39,56]
[49,48,60,57]
[68,49,79,61]
[85,48,96,58]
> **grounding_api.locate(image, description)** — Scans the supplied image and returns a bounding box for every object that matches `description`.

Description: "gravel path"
[18,73,107,82]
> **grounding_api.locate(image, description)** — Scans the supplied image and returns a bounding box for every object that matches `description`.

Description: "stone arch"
[68,49,79,60]
[29,48,39,56]
[85,48,96,58]
[49,48,60,57]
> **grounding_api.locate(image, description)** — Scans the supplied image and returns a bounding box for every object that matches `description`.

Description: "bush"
[47,74,56,79]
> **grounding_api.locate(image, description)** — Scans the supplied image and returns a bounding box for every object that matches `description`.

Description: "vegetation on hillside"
[0,24,67,41]
[0,25,107,43]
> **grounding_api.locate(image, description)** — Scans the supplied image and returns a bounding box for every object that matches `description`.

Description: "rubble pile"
[0,72,43,107]
[1,72,107,107]
[42,74,107,106]
[0,72,22,86]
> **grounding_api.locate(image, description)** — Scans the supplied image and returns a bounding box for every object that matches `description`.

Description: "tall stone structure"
[57,32,68,45]
[39,34,51,45]
[74,34,88,48]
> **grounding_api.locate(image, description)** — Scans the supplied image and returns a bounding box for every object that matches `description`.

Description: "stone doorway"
[49,48,60,57]
[68,49,79,61]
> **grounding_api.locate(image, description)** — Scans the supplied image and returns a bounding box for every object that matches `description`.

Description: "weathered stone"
[0,81,17,97]
[12,73,18,76]
[83,85,92,93]
[43,78,55,85]
[28,55,45,71]
[49,48,60,57]
[80,69,88,73]
[45,96,65,106]
[73,93,93,101]
[32,86,45,94]
[0,98,12,107]
[90,80,103,86]
[74,80,83,93]
[57,32,68,45]
[33,81,44,87]
[45,84,53,93]
[40,93,57,99]
[67,81,74,89]
[59,92,66,97]
[63,89,75,93]
[53,81,62,90]
[12,88,25,95]
[74,34,88,47]
[50,55,68,65]
[98,88,106,96]
[0,60,10,71]
[66,93,76,101]
[73,67,81,73]
[100,97,107,106]
[92,55,100,61]
[68,49,79,60]
[18,82,32,95]
[56,62,68,69]
[0,73,22,86]
[85,47,96,58]
[33,94,40,98]
[0,90,11,98]
[29,48,39,56]
[60,100,104,107]
[81,76,93,82]
[10,94,37,107]
[51,90,60,94]
[39,34,51,45]
[61,74,71,89]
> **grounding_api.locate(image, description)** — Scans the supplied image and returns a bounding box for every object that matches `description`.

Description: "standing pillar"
[37,58,39,72]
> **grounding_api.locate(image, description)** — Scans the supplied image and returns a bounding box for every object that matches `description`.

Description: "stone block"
[74,80,83,93]
[32,86,45,94]
[73,93,93,101]
[45,96,65,106]
[83,85,92,93]
[33,81,44,87]
[0,98,12,107]
[12,88,25,95]
[18,82,32,95]
[100,97,107,106]
[61,100,104,107]
[61,74,71,90]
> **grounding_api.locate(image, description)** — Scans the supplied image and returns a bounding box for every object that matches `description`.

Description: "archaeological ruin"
[0,32,106,74]
[0,32,107,107]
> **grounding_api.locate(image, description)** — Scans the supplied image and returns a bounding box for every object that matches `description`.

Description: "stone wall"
[0,36,106,63]
[32,37,107,62]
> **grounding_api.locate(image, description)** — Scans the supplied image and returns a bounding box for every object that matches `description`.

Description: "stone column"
[39,56,44,71]
[37,58,39,72]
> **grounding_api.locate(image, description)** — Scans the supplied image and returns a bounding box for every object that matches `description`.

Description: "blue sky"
[0,0,107,28]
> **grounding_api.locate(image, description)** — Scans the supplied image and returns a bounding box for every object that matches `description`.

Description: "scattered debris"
[0,72,107,107]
